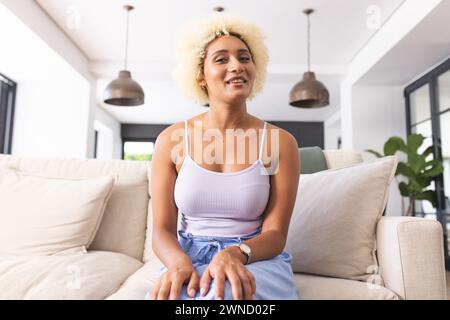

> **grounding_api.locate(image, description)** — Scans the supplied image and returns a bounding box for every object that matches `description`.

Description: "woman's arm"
[151,125,188,267]
[234,128,300,262]
[150,124,199,299]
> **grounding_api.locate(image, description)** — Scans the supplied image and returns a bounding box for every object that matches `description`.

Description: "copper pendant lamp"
[103,5,145,106]
[289,9,329,108]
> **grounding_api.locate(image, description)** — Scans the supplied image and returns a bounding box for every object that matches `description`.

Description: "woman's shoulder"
[261,122,298,149]
[156,122,184,143]
[155,115,204,148]
[154,121,190,156]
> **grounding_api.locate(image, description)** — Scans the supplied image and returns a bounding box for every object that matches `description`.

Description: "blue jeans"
[147,228,299,300]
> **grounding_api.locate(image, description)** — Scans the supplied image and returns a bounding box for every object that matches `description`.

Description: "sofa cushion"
[293,273,399,300]
[285,156,397,281]
[0,166,115,256]
[106,259,163,300]
[323,149,363,169]
[299,147,328,174]
[0,155,150,261]
[0,251,142,299]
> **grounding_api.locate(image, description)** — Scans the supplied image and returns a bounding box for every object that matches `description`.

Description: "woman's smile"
[225,76,248,88]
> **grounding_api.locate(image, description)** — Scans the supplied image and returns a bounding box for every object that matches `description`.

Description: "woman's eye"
[215,56,250,63]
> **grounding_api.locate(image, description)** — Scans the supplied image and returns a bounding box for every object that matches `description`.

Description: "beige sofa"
[0,149,446,300]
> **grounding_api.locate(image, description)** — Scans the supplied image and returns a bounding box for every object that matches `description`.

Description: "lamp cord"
[124,9,130,70]
[307,13,311,72]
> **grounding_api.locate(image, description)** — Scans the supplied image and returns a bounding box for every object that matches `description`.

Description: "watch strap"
[230,243,251,265]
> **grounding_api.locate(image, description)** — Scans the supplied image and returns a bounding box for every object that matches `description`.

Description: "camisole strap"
[184,120,190,158]
[259,122,267,161]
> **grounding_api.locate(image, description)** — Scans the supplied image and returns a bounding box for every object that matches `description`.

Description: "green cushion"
[299,147,328,174]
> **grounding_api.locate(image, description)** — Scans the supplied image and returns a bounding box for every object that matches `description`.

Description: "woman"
[147,16,300,300]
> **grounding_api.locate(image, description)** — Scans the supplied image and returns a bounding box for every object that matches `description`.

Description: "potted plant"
[365,133,444,216]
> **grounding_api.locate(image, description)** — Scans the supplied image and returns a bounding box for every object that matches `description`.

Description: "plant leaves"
[407,133,424,153]
[415,190,437,207]
[399,181,410,197]
[421,146,434,159]
[422,162,444,178]
[419,158,439,171]
[384,137,406,155]
[416,176,433,188]
[408,153,425,173]
[365,149,383,158]
[409,178,423,194]
[396,162,415,178]
[376,133,443,204]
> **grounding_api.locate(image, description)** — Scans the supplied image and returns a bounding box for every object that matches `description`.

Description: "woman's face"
[199,35,256,104]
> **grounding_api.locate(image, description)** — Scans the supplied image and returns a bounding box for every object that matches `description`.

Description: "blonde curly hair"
[173,15,269,106]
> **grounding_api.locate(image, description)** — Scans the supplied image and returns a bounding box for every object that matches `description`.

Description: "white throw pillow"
[285,156,398,281]
[0,166,115,255]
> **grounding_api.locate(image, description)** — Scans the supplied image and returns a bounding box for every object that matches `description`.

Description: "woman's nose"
[228,57,244,73]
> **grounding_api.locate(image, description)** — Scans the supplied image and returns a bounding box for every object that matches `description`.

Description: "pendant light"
[103,5,145,106]
[289,9,329,108]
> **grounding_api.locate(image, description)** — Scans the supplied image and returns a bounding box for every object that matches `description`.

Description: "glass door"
[437,70,450,217]
[405,58,450,268]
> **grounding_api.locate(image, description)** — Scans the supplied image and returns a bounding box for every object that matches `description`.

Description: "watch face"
[240,244,251,255]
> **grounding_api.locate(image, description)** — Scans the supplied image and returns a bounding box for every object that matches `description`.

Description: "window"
[123,140,154,161]
[437,69,450,222]
[405,57,450,268]
[0,73,16,154]
[410,84,431,125]
[121,124,170,161]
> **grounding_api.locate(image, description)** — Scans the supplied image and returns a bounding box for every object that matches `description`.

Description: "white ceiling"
[35,0,405,124]
[357,0,450,86]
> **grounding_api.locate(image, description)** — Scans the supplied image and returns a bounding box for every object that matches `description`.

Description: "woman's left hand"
[199,247,256,300]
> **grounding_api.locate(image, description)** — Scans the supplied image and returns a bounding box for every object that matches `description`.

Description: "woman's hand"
[150,258,199,300]
[200,247,256,300]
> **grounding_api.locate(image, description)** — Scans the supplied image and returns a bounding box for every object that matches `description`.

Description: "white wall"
[351,86,406,160]
[11,73,90,158]
[94,105,122,159]
[324,111,341,150]
[0,0,103,159]
[324,124,341,150]
[93,120,113,160]
[337,1,448,215]
[351,85,407,216]
[0,2,92,158]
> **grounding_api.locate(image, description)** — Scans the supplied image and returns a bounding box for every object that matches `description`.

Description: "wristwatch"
[229,243,252,265]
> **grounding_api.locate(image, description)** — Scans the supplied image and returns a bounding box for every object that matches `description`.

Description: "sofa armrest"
[376,216,447,300]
